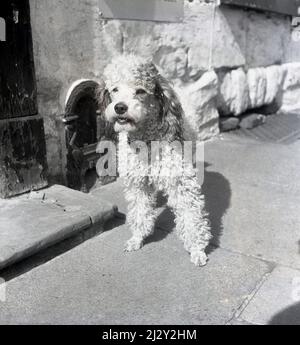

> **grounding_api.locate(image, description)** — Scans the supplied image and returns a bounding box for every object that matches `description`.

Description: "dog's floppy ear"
[95,81,111,115]
[95,81,117,141]
[155,74,184,141]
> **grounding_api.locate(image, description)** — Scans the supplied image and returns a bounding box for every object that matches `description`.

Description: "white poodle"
[97,55,211,266]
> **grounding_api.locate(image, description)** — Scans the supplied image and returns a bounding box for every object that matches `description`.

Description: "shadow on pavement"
[146,207,176,244]
[202,163,231,253]
[268,302,300,325]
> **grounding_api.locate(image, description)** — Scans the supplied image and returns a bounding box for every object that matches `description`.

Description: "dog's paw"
[190,250,208,267]
[124,237,143,252]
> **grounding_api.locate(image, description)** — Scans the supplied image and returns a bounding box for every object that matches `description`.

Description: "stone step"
[0,185,117,271]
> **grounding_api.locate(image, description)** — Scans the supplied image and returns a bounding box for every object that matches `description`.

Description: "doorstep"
[0,185,117,271]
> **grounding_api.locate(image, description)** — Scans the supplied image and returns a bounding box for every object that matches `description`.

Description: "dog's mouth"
[116,116,135,125]
[112,113,138,132]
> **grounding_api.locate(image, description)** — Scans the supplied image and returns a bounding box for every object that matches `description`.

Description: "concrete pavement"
[0,134,299,324]
[0,185,117,271]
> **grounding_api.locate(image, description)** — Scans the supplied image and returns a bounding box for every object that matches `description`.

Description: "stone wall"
[218,62,300,131]
[29,0,300,181]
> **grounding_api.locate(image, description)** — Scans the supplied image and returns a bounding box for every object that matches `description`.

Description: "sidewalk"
[0,185,117,271]
[0,134,299,324]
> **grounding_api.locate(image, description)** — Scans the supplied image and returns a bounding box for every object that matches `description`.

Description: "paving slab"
[42,185,117,224]
[0,185,116,271]
[239,265,300,325]
[0,223,272,325]
[203,139,300,269]
[204,138,300,195]
[203,172,300,269]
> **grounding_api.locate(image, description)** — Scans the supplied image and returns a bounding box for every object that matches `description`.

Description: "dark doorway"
[63,80,116,192]
[63,80,102,192]
[0,0,48,198]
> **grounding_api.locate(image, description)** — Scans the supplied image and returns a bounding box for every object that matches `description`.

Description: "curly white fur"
[97,55,212,267]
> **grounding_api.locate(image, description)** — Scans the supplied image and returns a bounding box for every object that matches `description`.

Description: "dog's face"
[98,55,183,141]
[104,82,161,133]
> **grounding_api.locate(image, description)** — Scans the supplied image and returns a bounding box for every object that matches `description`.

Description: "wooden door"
[0,0,48,198]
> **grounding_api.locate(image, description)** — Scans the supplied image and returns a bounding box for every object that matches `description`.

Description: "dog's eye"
[136,88,147,96]
[112,87,119,93]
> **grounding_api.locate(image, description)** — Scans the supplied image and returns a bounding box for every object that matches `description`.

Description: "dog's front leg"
[168,177,212,267]
[124,186,157,252]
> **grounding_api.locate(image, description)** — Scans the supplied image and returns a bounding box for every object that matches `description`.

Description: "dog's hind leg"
[124,185,157,252]
[167,177,212,267]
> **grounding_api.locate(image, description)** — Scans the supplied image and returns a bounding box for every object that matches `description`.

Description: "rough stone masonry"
[29,0,300,181]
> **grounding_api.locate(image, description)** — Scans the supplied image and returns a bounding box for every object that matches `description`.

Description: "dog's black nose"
[114,102,128,115]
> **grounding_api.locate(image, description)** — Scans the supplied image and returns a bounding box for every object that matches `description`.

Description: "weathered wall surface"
[29,0,300,180]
